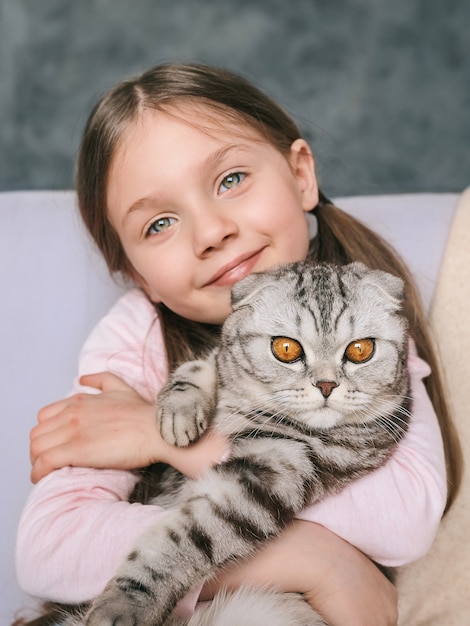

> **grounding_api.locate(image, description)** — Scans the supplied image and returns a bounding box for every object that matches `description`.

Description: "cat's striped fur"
[85,261,410,626]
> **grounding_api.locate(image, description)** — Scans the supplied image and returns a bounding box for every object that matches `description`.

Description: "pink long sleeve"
[15,290,173,604]
[16,289,447,604]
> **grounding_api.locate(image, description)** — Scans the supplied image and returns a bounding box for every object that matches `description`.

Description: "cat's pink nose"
[315,380,338,398]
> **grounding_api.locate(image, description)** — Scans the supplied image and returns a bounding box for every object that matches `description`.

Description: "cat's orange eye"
[271,337,304,363]
[344,338,375,364]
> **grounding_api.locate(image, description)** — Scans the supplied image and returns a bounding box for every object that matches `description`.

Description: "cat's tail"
[166,587,327,626]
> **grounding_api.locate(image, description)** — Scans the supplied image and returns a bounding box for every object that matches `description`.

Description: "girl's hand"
[201,520,398,626]
[30,372,228,484]
[30,373,161,483]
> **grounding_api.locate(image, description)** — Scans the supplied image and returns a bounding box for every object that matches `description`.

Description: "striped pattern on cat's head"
[217,261,409,435]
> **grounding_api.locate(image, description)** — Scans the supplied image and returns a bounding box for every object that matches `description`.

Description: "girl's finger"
[37,398,71,422]
[30,421,74,464]
[31,443,73,484]
[31,415,62,441]
[36,392,93,424]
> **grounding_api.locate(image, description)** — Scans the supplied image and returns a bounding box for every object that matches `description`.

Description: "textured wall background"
[0,0,468,196]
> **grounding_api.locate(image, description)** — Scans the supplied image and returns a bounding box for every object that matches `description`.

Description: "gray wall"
[1,0,468,196]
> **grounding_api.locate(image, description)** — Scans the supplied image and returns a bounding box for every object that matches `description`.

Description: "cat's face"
[220,262,409,431]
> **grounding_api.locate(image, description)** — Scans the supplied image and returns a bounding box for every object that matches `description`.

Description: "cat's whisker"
[348,402,410,444]
[372,399,412,425]
[377,420,406,444]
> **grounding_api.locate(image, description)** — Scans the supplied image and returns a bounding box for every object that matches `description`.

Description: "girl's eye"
[271,337,304,363]
[219,172,245,193]
[344,338,375,364]
[146,216,177,237]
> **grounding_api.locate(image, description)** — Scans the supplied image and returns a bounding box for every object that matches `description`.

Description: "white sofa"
[1,189,468,624]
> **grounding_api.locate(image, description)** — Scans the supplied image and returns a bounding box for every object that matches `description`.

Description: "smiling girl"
[16,62,461,626]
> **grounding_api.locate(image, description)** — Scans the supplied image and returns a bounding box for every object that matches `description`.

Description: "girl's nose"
[192,206,239,258]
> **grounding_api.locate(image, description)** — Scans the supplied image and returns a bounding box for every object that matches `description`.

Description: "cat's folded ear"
[231,271,277,310]
[351,262,405,305]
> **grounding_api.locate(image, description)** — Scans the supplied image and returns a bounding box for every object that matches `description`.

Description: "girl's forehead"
[130,102,268,146]
[107,103,286,217]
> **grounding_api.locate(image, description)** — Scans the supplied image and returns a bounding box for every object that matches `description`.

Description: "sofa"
[1,188,469,624]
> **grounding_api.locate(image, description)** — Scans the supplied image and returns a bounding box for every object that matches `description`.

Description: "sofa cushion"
[397,187,470,625]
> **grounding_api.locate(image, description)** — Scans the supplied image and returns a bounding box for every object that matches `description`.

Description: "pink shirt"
[16,288,447,606]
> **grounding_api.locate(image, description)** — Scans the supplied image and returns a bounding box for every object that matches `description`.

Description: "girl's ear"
[289,138,319,211]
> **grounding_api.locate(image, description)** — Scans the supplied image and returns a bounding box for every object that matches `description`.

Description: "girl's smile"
[203,247,267,287]
[106,105,318,324]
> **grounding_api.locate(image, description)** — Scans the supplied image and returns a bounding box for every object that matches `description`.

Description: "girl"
[17,62,461,625]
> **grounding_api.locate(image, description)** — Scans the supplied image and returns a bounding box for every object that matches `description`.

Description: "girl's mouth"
[205,248,266,287]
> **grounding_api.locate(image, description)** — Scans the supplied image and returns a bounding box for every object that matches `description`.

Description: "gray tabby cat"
[84,261,411,626]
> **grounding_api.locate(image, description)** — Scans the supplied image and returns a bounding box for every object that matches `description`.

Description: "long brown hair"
[75,61,461,510]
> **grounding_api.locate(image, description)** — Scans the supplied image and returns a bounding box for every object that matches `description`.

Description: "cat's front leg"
[84,553,177,626]
[157,352,217,447]
[84,509,205,626]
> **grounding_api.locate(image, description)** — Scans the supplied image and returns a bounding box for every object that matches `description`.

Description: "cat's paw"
[84,584,160,626]
[157,383,214,447]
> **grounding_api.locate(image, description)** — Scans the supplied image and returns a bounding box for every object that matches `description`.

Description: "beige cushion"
[397,187,470,624]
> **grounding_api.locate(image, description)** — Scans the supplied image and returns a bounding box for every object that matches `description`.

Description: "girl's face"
[107,106,318,324]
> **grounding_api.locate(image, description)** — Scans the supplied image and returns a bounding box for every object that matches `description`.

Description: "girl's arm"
[16,464,163,603]
[201,519,398,626]
[18,289,227,603]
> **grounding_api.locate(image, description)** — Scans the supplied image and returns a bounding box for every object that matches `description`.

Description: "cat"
[83,260,410,626]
